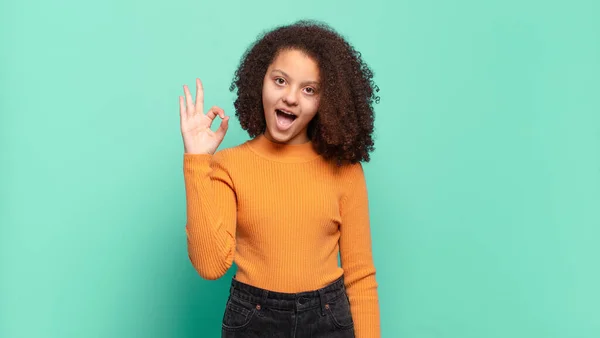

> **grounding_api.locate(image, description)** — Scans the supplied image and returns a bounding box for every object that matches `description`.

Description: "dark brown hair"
[229,20,380,164]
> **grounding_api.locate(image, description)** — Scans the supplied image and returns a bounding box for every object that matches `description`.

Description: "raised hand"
[179,78,229,154]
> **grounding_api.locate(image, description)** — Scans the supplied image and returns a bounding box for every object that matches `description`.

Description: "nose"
[283,87,299,106]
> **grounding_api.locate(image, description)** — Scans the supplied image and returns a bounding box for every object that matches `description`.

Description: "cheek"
[261,86,268,104]
[262,83,279,105]
[307,97,320,116]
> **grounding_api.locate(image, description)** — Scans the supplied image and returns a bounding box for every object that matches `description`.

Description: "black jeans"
[221,276,355,337]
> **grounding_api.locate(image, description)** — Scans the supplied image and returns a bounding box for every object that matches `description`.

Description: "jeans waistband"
[229,275,347,314]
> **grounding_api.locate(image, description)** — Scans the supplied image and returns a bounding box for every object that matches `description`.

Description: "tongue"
[277,111,295,126]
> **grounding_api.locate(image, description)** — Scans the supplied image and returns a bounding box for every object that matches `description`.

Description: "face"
[262,49,320,145]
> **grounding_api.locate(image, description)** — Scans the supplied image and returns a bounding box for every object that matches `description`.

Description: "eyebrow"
[271,69,320,86]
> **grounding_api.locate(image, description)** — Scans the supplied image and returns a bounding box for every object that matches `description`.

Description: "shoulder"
[211,140,254,165]
[336,162,370,206]
[334,161,365,183]
[319,160,366,192]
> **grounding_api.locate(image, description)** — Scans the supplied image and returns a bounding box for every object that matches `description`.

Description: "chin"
[266,129,291,144]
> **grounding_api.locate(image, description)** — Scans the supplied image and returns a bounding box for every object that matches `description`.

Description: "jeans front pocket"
[326,292,354,330]
[222,295,256,331]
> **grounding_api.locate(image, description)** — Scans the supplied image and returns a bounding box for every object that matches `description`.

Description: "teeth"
[278,109,295,116]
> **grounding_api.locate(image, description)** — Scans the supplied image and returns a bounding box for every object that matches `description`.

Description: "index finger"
[195,78,204,115]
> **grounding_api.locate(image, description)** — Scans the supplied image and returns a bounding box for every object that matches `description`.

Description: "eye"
[304,87,317,95]
[275,77,286,85]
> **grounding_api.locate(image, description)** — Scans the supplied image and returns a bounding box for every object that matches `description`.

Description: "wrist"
[184,144,214,155]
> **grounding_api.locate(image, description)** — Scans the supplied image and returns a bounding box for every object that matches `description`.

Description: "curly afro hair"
[229,20,380,164]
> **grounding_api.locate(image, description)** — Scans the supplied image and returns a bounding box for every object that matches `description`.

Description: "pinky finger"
[179,96,186,120]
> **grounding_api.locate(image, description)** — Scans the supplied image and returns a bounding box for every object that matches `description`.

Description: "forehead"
[269,49,320,80]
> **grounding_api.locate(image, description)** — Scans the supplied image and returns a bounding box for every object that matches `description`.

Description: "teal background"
[1,0,599,337]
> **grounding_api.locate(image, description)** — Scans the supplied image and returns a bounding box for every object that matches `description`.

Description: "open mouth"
[275,109,297,129]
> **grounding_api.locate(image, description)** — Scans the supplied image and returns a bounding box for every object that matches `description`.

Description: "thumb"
[215,116,230,140]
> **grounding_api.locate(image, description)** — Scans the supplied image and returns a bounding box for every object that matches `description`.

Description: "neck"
[246,134,320,163]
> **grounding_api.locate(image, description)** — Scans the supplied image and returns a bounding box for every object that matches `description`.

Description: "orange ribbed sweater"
[183,134,380,337]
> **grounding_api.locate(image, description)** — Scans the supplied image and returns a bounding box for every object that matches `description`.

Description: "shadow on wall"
[132,182,237,338]
[177,268,236,338]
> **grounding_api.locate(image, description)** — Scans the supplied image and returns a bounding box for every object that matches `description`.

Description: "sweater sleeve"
[183,151,237,280]
[339,163,381,337]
